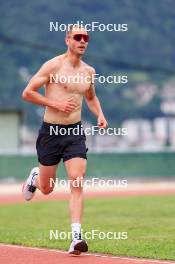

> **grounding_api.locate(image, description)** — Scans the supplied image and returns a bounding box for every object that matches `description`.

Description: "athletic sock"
[71,223,81,241]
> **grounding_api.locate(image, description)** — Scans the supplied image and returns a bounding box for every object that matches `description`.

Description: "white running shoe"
[68,239,88,255]
[22,167,39,201]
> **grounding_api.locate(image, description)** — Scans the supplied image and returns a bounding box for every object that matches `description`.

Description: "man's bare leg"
[65,157,86,223]
[22,163,58,201]
[35,163,58,195]
[64,157,88,254]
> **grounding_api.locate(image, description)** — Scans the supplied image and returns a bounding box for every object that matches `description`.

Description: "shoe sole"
[22,167,38,202]
[22,182,35,201]
[69,249,81,255]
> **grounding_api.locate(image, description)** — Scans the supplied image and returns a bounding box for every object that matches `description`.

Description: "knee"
[40,185,54,195]
[69,170,86,181]
[69,172,85,190]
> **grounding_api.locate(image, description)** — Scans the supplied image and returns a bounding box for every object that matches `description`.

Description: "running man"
[22,25,108,255]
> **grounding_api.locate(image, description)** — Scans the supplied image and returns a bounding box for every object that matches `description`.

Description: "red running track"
[0,244,175,264]
[1,188,175,204]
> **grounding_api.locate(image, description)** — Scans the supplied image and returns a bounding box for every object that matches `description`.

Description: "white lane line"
[0,243,174,264]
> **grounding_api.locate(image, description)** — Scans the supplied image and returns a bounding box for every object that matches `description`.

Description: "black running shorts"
[36,121,88,166]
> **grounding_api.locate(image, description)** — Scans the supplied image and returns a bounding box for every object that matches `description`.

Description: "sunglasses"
[72,34,89,43]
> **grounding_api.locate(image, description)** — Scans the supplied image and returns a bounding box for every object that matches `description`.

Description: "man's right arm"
[22,60,77,113]
[22,61,55,107]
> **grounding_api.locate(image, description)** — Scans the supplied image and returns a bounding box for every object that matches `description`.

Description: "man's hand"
[97,114,108,128]
[51,97,77,114]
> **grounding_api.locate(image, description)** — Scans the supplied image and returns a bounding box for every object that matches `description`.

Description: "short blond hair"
[66,24,85,36]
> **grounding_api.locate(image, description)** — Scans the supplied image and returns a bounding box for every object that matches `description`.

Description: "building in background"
[0,109,22,152]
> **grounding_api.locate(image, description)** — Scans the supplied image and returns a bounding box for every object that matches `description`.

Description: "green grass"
[0,195,175,260]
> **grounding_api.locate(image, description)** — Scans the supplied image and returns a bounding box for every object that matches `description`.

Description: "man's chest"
[50,66,91,94]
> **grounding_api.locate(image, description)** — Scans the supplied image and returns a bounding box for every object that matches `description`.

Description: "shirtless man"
[22,25,108,255]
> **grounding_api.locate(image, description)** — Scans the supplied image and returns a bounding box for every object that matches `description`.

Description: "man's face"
[66,27,89,56]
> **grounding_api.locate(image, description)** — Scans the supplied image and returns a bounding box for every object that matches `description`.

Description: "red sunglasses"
[72,34,89,43]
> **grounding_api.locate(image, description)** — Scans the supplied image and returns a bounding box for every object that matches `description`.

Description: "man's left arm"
[84,68,108,128]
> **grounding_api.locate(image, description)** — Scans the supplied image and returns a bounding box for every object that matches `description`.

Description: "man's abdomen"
[44,107,82,125]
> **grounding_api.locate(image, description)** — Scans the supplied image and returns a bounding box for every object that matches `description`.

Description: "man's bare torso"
[44,54,92,124]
